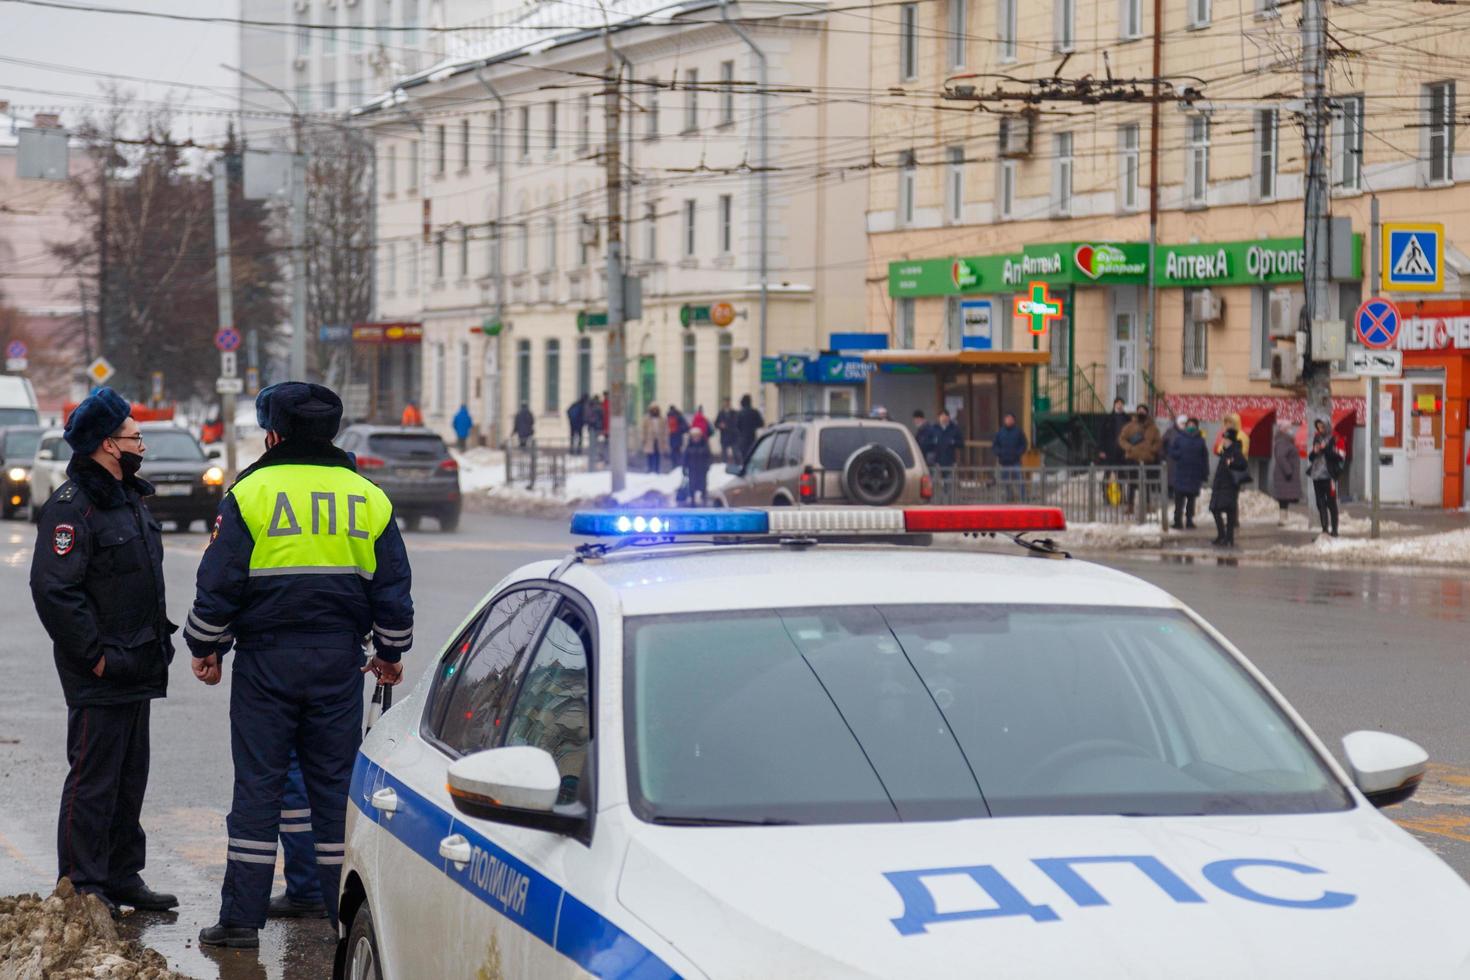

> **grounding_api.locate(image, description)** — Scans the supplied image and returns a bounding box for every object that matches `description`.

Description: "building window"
[577,336,593,398]
[1119,123,1140,211]
[1188,0,1210,27]
[545,217,558,271]
[547,100,558,151]
[719,60,736,126]
[487,110,500,166]
[899,150,917,226]
[682,199,697,257]
[948,0,967,68]
[682,332,697,411]
[487,223,500,276]
[1049,317,1070,373]
[459,340,471,408]
[1255,0,1279,15]
[717,333,732,407]
[323,82,337,110]
[899,4,919,81]
[544,340,561,414]
[644,202,658,260]
[516,339,531,409]
[434,231,446,281]
[1187,115,1210,206]
[384,143,397,195]
[433,343,446,415]
[1121,0,1142,39]
[1336,95,1363,191]
[998,0,1017,61]
[683,69,699,132]
[348,77,363,107]
[516,223,530,273]
[459,226,470,277]
[999,158,1016,220]
[646,78,660,141]
[579,95,591,151]
[718,194,733,253]
[324,22,338,54]
[435,124,446,175]
[897,298,916,347]
[296,9,310,56]
[945,146,964,224]
[519,105,531,158]
[1426,81,1455,184]
[407,241,419,292]
[1054,132,1073,215]
[1255,108,1277,199]
[460,118,471,170]
[578,215,594,267]
[383,241,397,296]
[1056,0,1075,52]
[1183,290,1207,376]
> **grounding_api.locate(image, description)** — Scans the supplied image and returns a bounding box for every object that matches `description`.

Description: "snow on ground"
[452,448,733,506]
[1256,526,1470,567]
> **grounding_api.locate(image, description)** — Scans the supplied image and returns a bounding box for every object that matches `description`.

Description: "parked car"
[714,417,932,508]
[336,425,461,532]
[27,428,68,519]
[0,425,45,519]
[134,421,225,530]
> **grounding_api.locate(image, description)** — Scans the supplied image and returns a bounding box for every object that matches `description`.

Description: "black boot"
[266,891,328,919]
[105,883,178,911]
[199,924,260,949]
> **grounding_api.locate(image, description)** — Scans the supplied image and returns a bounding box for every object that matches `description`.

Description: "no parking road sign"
[214,328,242,353]
[6,341,26,359]
[1354,297,1402,351]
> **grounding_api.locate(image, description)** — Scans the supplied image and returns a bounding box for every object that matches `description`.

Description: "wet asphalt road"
[1,512,1468,979]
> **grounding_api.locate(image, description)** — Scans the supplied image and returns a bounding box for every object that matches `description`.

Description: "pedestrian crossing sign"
[1382,222,1443,292]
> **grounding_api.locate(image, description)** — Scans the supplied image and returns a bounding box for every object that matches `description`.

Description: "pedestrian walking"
[641,405,670,473]
[1167,418,1208,529]
[400,401,423,427]
[1118,404,1163,512]
[667,406,688,467]
[30,387,179,916]
[187,382,413,948]
[992,412,1027,502]
[1210,422,1251,547]
[933,410,964,503]
[1270,422,1303,526]
[567,396,586,454]
[912,410,938,467]
[1161,413,1187,514]
[1097,397,1128,470]
[735,394,764,462]
[1308,418,1345,537]
[513,402,535,448]
[715,398,737,463]
[690,405,711,437]
[452,404,473,452]
[585,396,606,462]
[682,427,713,505]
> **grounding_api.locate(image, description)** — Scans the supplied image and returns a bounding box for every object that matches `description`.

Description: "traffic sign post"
[6,341,26,359]
[1382,222,1443,292]
[1353,297,1401,350]
[5,358,26,373]
[85,357,115,387]
[1348,348,1403,377]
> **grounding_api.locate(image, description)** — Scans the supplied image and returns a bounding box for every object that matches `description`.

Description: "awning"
[1237,407,1276,458]
[860,349,1051,367]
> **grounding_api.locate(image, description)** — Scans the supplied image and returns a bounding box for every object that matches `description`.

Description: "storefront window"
[1049,317,1070,374]
[897,298,916,347]
[1183,290,1207,376]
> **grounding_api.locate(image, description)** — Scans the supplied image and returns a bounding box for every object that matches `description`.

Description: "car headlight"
[202,466,225,487]
[7,467,27,482]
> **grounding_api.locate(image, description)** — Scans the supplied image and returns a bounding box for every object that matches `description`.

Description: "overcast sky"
[0,0,246,141]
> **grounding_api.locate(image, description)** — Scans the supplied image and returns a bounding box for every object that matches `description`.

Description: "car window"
[744,434,776,475]
[39,436,64,458]
[141,430,206,461]
[783,427,806,467]
[766,431,790,470]
[504,602,593,806]
[4,430,41,459]
[818,426,915,469]
[369,433,449,459]
[433,589,557,756]
[422,614,487,741]
[0,409,39,427]
[624,605,1350,825]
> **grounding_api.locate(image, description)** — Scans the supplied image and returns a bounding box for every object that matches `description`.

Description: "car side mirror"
[1342,731,1428,808]
[207,446,224,461]
[447,747,588,839]
[725,462,743,476]
[36,449,53,461]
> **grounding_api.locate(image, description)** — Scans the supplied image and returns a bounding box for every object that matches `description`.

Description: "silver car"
[714,417,932,508]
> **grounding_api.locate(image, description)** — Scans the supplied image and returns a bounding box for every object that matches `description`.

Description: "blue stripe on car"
[350,752,682,979]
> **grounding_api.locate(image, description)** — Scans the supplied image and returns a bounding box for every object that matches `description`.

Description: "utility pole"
[1369,194,1381,539]
[604,60,628,492]
[1301,0,1333,461]
[211,158,239,480]
[1145,0,1163,407]
[290,140,309,381]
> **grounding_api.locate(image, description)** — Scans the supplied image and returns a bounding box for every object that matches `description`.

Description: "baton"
[366,681,394,735]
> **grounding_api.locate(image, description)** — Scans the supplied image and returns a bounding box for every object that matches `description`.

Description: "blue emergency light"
[569,509,770,537]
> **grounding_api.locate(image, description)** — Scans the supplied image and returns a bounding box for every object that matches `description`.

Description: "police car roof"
[541,546,1178,618]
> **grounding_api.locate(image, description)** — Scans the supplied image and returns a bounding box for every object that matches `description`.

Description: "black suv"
[336,425,462,532]
[0,425,45,519]
[136,422,226,530]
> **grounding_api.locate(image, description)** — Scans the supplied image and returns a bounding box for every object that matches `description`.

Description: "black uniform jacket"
[30,456,175,706]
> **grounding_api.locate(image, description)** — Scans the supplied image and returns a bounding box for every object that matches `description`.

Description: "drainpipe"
[476,69,508,444]
[1145,0,1163,411]
[719,0,769,418]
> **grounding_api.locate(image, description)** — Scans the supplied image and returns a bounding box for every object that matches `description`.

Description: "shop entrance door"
[1110,288,1140,408]
[1381,372,1445,506]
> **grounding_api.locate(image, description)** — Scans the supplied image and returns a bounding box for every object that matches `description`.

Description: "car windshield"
[4,430,41,458]
[368,433,448,460]
[0,409,38,427]
[818,426,915,469]
[625,605,1350,825]
[143,430,205,461]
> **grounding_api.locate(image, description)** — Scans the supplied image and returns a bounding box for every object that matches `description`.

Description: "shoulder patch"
[53,524,76,556]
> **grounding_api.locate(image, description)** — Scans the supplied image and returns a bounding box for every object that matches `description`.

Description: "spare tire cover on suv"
[841,443,906,506]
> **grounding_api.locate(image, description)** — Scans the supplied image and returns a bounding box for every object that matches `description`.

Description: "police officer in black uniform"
[29,387,178,915]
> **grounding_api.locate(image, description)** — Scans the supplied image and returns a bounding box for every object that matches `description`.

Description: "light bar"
[570,505,1066,539]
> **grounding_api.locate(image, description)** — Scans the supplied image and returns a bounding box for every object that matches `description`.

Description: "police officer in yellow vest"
[186,382,413,949]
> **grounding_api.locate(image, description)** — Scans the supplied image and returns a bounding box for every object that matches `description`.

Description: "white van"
[0,376,39,427]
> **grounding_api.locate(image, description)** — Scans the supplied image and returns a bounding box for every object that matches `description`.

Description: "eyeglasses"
[111,434,146,445]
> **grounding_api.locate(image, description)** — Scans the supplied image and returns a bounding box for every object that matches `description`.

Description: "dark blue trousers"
[58,700,150,896]
[219,644,363,929]
[281,752,322,904]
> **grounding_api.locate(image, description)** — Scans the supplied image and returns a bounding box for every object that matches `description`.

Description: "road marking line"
[1395,814,1470,845]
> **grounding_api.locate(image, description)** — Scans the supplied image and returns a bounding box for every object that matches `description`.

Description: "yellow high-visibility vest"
[230,465,393,579]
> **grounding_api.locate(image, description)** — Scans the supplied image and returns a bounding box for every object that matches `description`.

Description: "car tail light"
[439,458,459,472]
[919,474,933,500]
[357,455,386,470]
[799,467,815,502]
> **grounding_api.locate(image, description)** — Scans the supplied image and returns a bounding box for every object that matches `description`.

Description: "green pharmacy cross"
[1013,281,1065,335]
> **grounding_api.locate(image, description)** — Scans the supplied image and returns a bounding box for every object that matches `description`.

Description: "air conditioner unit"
[998,112,1035,159]
[1190,288,1224,324]
[579,220,600,247]
[1270,347,1299,388]
[1267,289,1296,339]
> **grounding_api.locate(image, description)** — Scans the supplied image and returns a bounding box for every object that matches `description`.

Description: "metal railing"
[502,439,570,492]
[932,463,1169,526]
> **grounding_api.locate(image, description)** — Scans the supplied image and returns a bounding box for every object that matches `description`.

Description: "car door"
[441,596,602,979]
[724,432,776,506]
[372,588,557,978]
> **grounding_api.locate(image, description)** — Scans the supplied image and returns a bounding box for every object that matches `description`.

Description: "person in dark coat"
[715,398,737,463]
[566,397,585,454]
[1270,423,1302,526]
[682,427,713,505]
[1308,418,1345,537]
[1210,423,1250,547]
[513,403,535,447]
[912,410,938,466]
[1097,397,1128,468]
[933,410,964,503]
[585,396,605,461]
[30,387,179,916]
[992,412,1028,502]
[667,406,688,467]
[1167,418,1209,529]
[734,394,764,463]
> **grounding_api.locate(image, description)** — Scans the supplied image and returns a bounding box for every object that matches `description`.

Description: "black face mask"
[118,451,144,478]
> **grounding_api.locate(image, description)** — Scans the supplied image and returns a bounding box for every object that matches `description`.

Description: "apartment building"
[867,0,1470,506]
[358,0,870,445]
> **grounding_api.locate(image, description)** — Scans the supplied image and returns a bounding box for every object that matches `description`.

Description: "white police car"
[335,506,1470,979]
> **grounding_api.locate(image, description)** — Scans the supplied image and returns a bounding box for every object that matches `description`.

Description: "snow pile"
[1258,526,1470,567]
[1054,522,1167,551]
[454,447,735,512]
[454,447,507,492]
[0,879,186,980]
